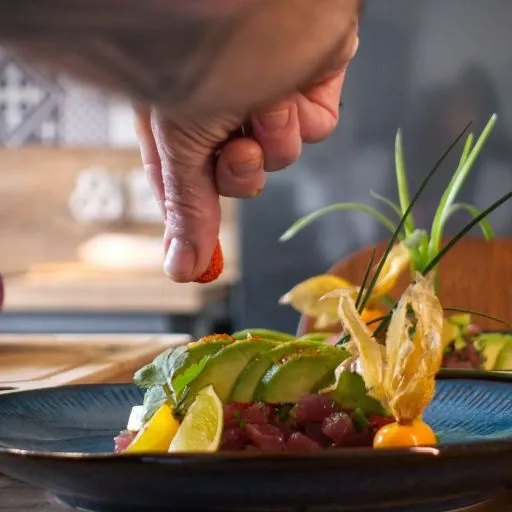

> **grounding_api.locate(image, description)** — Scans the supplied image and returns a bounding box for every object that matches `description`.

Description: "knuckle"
[163,184,214,232]
[265,148,302,172]
[304,115,339,143]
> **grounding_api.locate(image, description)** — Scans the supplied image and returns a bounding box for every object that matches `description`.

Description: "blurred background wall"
[0,0,511,335]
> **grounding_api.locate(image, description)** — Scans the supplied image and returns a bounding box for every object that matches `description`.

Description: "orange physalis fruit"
[360,308,386,332]
[194,239,224,284]
[373,420,437,449]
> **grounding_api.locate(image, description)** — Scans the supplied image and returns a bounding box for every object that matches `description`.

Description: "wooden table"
[0,333,191,394]
[0,477,75,511]
[0,476,510,511]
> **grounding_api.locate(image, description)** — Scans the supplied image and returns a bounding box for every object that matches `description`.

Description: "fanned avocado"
[231,329,295,342]
[230,341,347,402]
[166,335,236,395]
[180,338,280,409]
[448,313,472,328]
[443,315,469,350]
[475,333,512,370]
[327,369,389,416]
[255,347,347,403]
[494,336,512,370]
[299,332,336,342]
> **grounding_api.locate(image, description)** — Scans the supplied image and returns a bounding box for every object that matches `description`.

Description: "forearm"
[0,0,362,117]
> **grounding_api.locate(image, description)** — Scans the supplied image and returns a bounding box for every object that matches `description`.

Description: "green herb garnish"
[443,307,509,328]
[280,113,511,338]
[355,248,376,313]
[133,362,162,390]
[280,114,502,290]
[172,356,210,397]
[274,403,294,423]
[141,385,168,423]
[134,346,176,390]
[351,408,370,432]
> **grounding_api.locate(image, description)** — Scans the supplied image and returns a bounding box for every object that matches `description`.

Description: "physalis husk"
[326,272,444,448]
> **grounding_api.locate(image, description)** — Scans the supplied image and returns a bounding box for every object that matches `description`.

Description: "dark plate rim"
[0,371,511,465]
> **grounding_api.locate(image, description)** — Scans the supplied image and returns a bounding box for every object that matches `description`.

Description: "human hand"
[135,2,361,284]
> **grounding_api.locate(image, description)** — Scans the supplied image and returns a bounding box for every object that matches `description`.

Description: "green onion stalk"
[280,114,503,296]
[279,113,511,335]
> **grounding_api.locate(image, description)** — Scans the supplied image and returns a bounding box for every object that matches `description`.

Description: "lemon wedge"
[168,385,223,453]
[125,402,180,453]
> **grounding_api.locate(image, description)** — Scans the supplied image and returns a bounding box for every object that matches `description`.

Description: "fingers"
[215,137,266,198]
[150,113,222,283]
[134,107,166,219]
[250,99,302,171]
[297,33,359,143]
[297,68,347,143]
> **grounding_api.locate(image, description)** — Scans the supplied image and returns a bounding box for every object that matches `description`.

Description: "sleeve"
[0,0,361,116]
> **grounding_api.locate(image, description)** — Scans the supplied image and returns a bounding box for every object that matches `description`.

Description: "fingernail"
[163,239,196,279]
[257,109,290,131]
[230,157,261,177]
[251,186,264,198]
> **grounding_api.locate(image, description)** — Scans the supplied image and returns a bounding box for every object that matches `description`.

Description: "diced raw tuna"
[444,359,473,369]
[294,394,340,425]
[287,432,320,451]
[114,430,135,453]
[442,341,484,370]
[224,404,247,428]
[467,324,481,336]
[273,421,293,441]
[321,412,355,444]
[368,415,394,431]
[304,423,330,447]
[341,430,374,448]
[221,428,249,450]
[465,343,484,368]
[245,424,286,451]
[244,403,270,425]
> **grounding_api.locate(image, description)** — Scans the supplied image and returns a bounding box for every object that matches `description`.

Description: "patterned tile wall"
[0,49,111,148]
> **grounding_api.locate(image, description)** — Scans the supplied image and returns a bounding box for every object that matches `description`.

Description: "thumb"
[151,112,228,283]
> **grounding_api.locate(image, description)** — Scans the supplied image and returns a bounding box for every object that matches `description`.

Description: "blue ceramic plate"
[0,372,511,512]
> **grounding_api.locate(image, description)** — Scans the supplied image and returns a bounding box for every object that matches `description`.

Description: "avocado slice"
[326,369,389,416]
[448,313,471,329]
[230,341,348,402]
[494,337,512,370]
[255,348,347,403]
[180,338,279,409]
[165,336,235,395]
[299,332,335,342]
[231,328,296,342]
[475,334,512,370]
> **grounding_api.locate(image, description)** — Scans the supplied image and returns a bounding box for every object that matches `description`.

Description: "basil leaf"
[141,385,168,423]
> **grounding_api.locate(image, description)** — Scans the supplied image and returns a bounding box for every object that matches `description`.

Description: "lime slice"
[168,385,223,453]
[126,402,180,453]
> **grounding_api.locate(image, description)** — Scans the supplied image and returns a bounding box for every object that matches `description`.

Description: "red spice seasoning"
[200,334,235,344]
[195,239,224,284]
